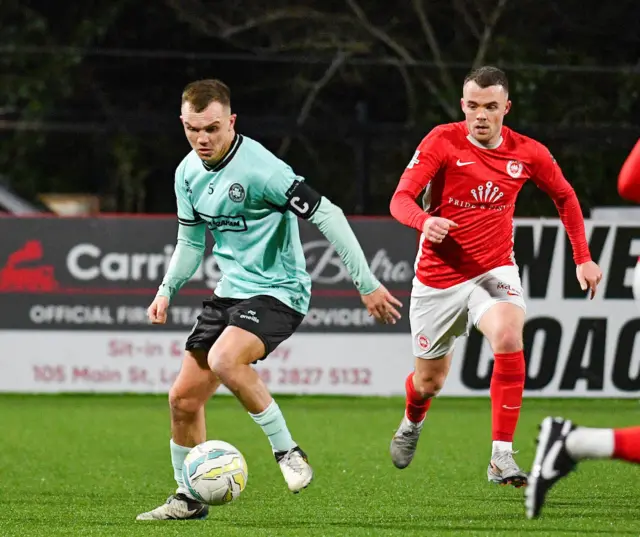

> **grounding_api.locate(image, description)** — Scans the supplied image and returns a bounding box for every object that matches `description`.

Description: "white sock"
[492,440,513,454]
[170,439,195,497]
[565,427,614,460]
[404,412,425,427]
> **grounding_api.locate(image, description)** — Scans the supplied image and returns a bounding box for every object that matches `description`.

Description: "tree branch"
[219,8,338,39]
[344,0,458,119]
[411,0,456,94]
[164,0,255,50]
[472,0,509,68]
[453,0,481,39]
[277,51,351,157]
[392,60,419,126]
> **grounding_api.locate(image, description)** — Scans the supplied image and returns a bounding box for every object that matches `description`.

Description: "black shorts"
[185,294,304,360]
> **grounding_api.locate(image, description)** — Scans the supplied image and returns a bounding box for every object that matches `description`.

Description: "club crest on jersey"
[228,183,245,202]
[506,160,523,178]
[471,181,504,203]
[417,334,431,351]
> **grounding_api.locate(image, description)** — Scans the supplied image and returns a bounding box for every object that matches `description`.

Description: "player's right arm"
[148,167,207,324]
[390,127,457,243]
[618,139,640,202]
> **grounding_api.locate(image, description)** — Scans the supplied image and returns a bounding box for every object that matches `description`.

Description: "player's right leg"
[136,350,221,520]
[390,277,469,469]
[137,298,227,521]
[390,354,452,469]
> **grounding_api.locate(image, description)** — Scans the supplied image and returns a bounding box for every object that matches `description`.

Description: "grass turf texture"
[1,395,638,537]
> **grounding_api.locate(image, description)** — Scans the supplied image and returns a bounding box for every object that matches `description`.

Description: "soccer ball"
[182,440,248,506]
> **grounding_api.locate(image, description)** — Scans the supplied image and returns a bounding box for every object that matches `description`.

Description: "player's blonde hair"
[182,79,231,113]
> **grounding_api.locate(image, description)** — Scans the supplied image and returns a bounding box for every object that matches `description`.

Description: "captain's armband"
[284,180,322,219]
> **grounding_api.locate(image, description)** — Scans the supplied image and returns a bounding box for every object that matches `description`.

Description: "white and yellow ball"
[182,440,248,505]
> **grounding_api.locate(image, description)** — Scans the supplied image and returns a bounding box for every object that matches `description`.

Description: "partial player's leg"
[137,298,228,521]
[390,277,469,469]
[209,295,312,493]
[390,354,452,469]
[470,266,527,487]
[136,350,221,520]
[525,417,576,519]
[526,418,640,518]
[633,257,640,306]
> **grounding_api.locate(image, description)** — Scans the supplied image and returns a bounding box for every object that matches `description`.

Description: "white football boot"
[275,446,313,493]
[135,493,208,521]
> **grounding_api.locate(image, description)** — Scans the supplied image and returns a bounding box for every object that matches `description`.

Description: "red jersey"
[618,139,640,203]
[617,139,640,261]
[390,122,591,288]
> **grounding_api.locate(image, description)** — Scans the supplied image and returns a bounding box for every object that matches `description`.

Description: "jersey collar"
[201,133,244,172]
[466,132,504,150]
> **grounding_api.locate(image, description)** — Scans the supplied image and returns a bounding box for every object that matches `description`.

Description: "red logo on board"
[0,240,59,291]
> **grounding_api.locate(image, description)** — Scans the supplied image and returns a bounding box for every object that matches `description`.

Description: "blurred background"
[2,0,639,216]
[0,1,639,399]
[1,5,640,534]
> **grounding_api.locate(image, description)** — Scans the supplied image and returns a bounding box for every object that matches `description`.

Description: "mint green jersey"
[175,134,311,314]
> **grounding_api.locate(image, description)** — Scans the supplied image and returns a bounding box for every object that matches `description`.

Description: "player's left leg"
[470,265,527,487]
[207,295,312,493]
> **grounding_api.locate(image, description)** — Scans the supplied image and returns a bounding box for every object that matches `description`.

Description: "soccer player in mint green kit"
[136,79,403,521]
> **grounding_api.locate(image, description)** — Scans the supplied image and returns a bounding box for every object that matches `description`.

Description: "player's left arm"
[263,169,402,324]
[531,143,603,298]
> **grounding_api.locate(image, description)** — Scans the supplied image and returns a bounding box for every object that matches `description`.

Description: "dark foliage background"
[2,0,639,215]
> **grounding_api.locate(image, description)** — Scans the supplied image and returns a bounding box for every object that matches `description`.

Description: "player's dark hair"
[182,79,231,112]
[463,66,509,93]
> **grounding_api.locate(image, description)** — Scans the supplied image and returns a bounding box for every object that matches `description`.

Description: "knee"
[168,387,202,417]
[490,327,523,354]
[207,349,236,380]
[413,371,446,399]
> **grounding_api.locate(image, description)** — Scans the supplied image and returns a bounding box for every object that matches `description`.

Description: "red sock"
[613,427,640,464]
[405,373,432,424]
[490,351,525,442]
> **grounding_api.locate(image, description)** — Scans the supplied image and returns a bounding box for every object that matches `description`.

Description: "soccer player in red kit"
[525,140,640,518]
[388,66,603,487]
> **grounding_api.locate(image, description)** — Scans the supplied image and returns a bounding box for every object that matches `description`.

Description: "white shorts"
[410,265,527,359]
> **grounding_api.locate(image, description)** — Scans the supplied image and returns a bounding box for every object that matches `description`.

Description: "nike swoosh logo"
[540,440,563,480]
[502,404,521,410]
[456,159,475,166]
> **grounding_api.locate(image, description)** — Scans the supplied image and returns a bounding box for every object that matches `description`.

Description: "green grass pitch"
[0,395,638,536]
